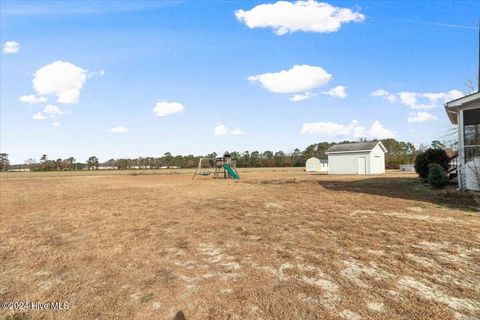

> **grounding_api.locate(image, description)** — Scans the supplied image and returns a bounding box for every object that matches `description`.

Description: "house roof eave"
[444,104,458,124]
[445,92,480,108]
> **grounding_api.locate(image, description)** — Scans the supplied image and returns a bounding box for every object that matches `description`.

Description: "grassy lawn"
[1,170,479,319]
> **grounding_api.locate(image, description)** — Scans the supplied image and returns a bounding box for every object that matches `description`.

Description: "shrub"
[415,148,449,179]
[427,163,449,189]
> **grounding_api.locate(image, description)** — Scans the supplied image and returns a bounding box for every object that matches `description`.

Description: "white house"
[305,157,328,172]
[325,141,387,175]
[444,92,480,191]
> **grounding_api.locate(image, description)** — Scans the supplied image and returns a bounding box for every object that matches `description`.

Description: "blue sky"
[1,0,479,163]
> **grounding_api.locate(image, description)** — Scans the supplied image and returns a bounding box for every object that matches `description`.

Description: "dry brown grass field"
[1,169,479,320]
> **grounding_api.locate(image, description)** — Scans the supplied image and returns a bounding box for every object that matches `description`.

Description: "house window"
[463,109,480,146]
[463,109,480,162]
[464,124,480,146]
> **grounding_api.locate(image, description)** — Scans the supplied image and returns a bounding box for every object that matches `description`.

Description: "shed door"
[358,157,366,175]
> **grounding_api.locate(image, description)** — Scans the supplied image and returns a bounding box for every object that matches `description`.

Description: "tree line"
[2,139,448,172]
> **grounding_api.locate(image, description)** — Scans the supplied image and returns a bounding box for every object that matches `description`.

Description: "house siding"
[465,158,480,191]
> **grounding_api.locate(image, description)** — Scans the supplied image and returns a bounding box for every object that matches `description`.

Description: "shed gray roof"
[326,141,386,154]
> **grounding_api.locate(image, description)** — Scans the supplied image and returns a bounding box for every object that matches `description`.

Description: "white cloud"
[231,128,247,135]
[32,61,88,104]
[88,69,105,78]
[110,126,129,134]
[442,90,463,102]
[292,86,349,102]
[322,85,347,98]
[398,90,464,110]
[3,41,20,54]
[421,92,444,102]
[52,122,60,127]
[248,65,332,94]
[19,95,47,105]
[44,104,65,115]
[301,120,395,139]
[373,89,464,110]
[372,89,389,97]
[32,112,47,120]
[290,92,316,102]
[366,120,395,138]
[153,101,185,117]
[213,124,246,136]
[235,0,364,35]
[213,123,229,136]
[398,91,428,109]
[407,112,438,123]
[302,121,354,136]
[371,89,397,103]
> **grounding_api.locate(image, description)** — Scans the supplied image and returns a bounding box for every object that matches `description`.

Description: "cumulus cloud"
[3,41,20,54]
[398,91,420,108]
[235,1,364,35]
[248,64,332,94]
[367,120,395,138]
[231,128,247,135]
[19,95,47,105]
[301,120,395,139]
[110,126,129,134]
[52,122,60,127]
[371,89,397,103]
[290,92,316,102]
[422,92,445,101]
[32,61,88,104]
[213,123,229,136]
[290,85,346,101]
[44,104,65,115]
[399,90,464,109]
[32,112,47,120]
[439,90,464,102]
[213,123,246,136]
[407,112,438,123]
[372,88,463,110]
[153,101,185,117]
[88,69,105,78]
[322,85,347,98]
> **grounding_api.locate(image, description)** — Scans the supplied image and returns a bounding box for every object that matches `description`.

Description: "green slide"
[223,164,240,179]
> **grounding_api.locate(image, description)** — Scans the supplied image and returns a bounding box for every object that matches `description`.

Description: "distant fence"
[399,164,415,172]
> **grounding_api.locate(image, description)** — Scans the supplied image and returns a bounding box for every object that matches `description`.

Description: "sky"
[1,0,479,164]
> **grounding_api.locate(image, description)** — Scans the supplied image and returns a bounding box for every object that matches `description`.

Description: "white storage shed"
[306,157,328,172]
[325,141,387,175]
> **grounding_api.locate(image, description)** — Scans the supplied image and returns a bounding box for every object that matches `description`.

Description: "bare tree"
[0,153,10,171]
[464,78,476,95]
[87,156,99,170]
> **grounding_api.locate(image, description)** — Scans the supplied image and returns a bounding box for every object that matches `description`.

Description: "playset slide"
[223,164,240,179]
